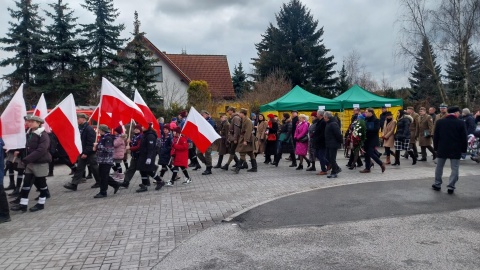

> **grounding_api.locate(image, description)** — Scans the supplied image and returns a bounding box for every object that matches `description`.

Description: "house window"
[152,66,163,82]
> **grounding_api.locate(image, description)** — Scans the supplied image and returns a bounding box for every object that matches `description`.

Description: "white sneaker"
[182,178,192,184]
[165,181,174,187]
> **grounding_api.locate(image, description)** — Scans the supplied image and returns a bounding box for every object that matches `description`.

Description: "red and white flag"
[45,94,82,164]
[0,84,27,150]
[99,78,147,129]
[181,106,220,153]
[33,93,51,132]
[134,89,160,136]
[89,105,115,128]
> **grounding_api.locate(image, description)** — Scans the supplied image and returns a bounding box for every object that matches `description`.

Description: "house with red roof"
[140,37,236,108]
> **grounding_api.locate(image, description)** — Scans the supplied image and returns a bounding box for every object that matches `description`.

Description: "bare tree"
[397,0,448,103]
[433,0,480,107]
[157,78,187,109]
[358,70,380,91]
[344,49,363,85]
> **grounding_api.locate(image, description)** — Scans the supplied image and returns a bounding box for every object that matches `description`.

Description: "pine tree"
[445,44,480,107]
[252,0,337,95]
[0,0,45,102]
[43,0,90,106]
[232,62,247,98]
[81,0,126,90]
[122,11,160,106]
[408,38,443,107]
[333,63,349,97]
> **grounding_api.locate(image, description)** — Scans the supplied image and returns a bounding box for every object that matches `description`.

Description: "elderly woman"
[293,114,310,170]
[382,111,396,165]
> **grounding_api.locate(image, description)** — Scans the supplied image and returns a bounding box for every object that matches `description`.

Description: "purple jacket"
[113,135,126,160]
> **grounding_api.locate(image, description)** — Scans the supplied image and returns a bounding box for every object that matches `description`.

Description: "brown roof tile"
[165,54,236,99]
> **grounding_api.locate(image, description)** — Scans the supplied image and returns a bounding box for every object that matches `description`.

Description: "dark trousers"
[365,145,383,169]
[315,148,329,172]
[98,164,118,194]
[72,154,100,185]
[421,145,435,159]
[325,148,339,174]
[20,174,47,204]
[170,166,189,182]
[265,141,276,161]
[123,157,138,184]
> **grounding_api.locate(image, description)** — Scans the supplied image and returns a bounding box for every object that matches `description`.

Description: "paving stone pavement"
[0,151,479,270]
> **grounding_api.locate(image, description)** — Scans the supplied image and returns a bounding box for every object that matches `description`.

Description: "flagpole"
[127,119,134,140]
[95,79,104,143]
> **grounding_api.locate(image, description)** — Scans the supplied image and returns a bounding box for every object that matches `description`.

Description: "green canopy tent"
[260,85,342,112]
[333,85,403,109]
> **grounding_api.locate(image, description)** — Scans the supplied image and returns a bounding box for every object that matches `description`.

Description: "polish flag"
[33,93,51,132]
[99,78,147,129]
[45,94,82,164]
[134,90,160,136]
[181,107,220,153]
[89,105,115,128]
[0,84,27,150]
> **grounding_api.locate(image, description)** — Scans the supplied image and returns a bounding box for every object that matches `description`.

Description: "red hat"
[311,111,317,117]
[114,125,123,134]
[174,127,182,133]
[179,110,187,118]
[267,113,275,119]
[163,124,171,130]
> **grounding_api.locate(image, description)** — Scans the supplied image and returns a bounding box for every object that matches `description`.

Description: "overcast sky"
[0,0,409,88]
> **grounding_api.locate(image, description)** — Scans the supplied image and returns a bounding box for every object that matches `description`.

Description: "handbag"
[423,130,430,138]
[299,134,308,142]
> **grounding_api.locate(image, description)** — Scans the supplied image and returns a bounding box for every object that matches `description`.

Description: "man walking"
[234,108,257,173]
[312,110,329,175]
[432,106,467,194]
[323,112,342,178]
[221,107,241,170]
[64,113,100,191]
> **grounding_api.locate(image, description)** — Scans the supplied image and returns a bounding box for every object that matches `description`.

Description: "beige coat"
[418,114,433,146]
[255,120,268,154]
[382,119,397,148]
[409,112,420,143]
[236,117,254,153]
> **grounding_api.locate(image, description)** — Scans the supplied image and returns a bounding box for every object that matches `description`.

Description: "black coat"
[23,128,52,165]
[79,123,96,156]
[394,116,411,140]
[157,133,173,165]
[463,114,476,135]
[324,119,342,149]
[137,129,158,171]
[364,115,380,148]
[434,115,467,159]
[313,118,327,149]
[379,112,388,131]
[291,116,299,135]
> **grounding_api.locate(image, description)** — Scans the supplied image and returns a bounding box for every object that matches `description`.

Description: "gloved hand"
[146,158,151,165]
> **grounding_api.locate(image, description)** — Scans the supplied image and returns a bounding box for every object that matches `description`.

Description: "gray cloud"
[0,0,410,88]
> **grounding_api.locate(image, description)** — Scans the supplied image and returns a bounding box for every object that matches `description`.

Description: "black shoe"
[136,185,148,192]
[29,204,44,212]
[94,193,107,198]
[155,181,165,190]
[120,182,129,188]
[114,184,120,194]
[295,165,303,170]
[447,189,454,194]
[9,197,20,204]
[47,172,54,177]
[0,214,11,223]
[91,183,100,189]
[327,174,337,178]
[271,162,278,167]
[431,185,441,191]
[63,183,77,191]
[86,174,93,179]
[418,158,427,162]
[202,170,212,175]
[220,164,229,170]
[10,204,27,212]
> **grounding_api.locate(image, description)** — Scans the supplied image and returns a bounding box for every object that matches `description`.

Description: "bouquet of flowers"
[350,119,366,152]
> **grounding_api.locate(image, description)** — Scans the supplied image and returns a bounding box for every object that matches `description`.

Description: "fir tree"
[408,38,443,107]
[122,11,160,106]
[232,62,247,98]
[43,0,90,106]
[252,0,337,95]
[445,44,480,107]
[81,0,126,90]
[333,63,349,97]
[0,0,45,101]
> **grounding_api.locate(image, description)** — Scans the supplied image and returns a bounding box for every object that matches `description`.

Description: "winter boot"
[306,161,316,171]
[213,155,224,169]
[392,151,400,166]
[202,166,213,175]
[232,156,239,168]
[234,160,244,174]
[408,149,417,165]
[247,160,258,172]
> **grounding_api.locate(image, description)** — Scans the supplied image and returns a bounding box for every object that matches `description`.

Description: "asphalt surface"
[232,176,480,229]
[155,176,480,270]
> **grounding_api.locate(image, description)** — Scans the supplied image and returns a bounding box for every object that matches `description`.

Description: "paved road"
[232,176,480,229]
[155,176,480,269]
[0,151,479,269]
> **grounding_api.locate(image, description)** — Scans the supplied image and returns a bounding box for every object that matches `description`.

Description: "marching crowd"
[0,103,476,223]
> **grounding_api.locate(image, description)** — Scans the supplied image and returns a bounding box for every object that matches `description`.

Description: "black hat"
[447,106,460,114]
[385,111,393,116]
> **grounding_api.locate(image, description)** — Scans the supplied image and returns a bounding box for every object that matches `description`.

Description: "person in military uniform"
[418,107,436,161]
[214,115,230,168]
[196,110,216,175]
[221,107,241,170]
[436,103,448,123]
[234,108,257,174]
